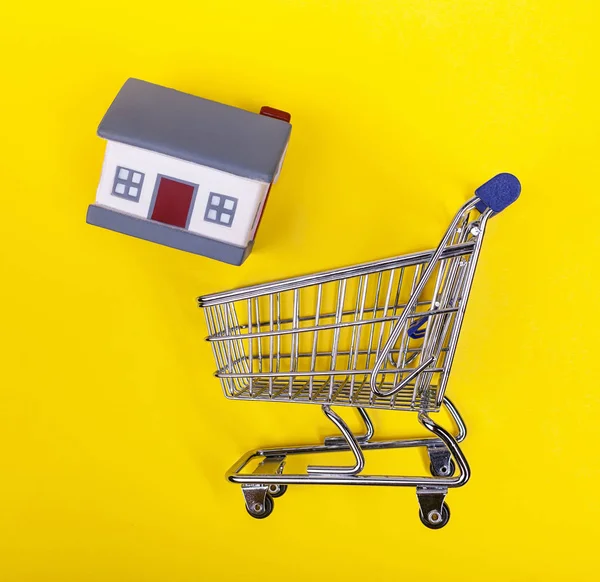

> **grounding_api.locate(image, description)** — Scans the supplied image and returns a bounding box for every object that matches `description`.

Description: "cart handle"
[475,172,521,214]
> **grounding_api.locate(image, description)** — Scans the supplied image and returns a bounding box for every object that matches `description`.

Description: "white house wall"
[96,141,269,247]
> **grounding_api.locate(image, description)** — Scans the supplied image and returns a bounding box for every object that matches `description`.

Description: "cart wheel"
[419,502,450,529]
[267,484,288,498]
[429,459,455,477]
[246,495,274,519]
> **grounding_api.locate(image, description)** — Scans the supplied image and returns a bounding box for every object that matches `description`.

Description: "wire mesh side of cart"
[200,201,486,413]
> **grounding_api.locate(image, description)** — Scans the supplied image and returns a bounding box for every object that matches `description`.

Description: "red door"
[151,177,196,228]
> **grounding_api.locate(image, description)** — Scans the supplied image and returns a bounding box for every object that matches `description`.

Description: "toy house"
[86,78,292,265]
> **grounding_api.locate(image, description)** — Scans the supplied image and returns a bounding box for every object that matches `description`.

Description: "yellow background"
[1,1,599,580]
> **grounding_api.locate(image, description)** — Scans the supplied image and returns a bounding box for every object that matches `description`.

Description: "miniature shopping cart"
[198,173,521,528]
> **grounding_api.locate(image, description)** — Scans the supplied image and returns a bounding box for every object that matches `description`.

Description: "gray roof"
[98,78,292,182]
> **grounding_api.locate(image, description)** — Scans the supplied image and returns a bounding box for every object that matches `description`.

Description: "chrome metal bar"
[413,218,473,400]
[216,356,248,375]
[223,304,233,395]
[420,256,469,397]
[207,306,460,343]
[378,356,435,399]
[435,209,492,405]
[223,298,421,333]
[390,264,421,407]
[418,412,470,485]
[254,299,262,374]
[330,376,350,402]
[329,280,346,399]
[226,401,470,488]
[210,306,227,371]
[245,298,434,331]
[324,407,375,445]
[370,198,479,397]
[275,293,281,374]
[411,257,448,406]
[289,289,300,397]
[199,242,475,306]
[207,315,406,342]
[374,270,395,360]
[212,300,461,336]
[307,406,365,475]
[308,285,322,398]
[227,303,249,375]
[204,307,226,393]
[443,396,467,443]
[358,407,375,441]
[348,276,367,400]
[387,267,405,373]
[213,306,234,392]
[364,273,382,379]
[256,396,464,454]
[216,365,443,379]
[247,299,254,396]
[268,295,274,396]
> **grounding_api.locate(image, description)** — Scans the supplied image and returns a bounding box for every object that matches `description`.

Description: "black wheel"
[246,495,274,519]
[430,459,455,477]
[419,502,450,529]
[267,484,288,498]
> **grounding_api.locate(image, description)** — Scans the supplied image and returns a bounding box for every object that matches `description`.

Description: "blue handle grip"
[475,173,521,214]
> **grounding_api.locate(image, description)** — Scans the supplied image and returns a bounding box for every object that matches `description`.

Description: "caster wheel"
[419,502,450,529]
[246,495,274,519]
[430,459,455,477]
[267,484,288,498]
